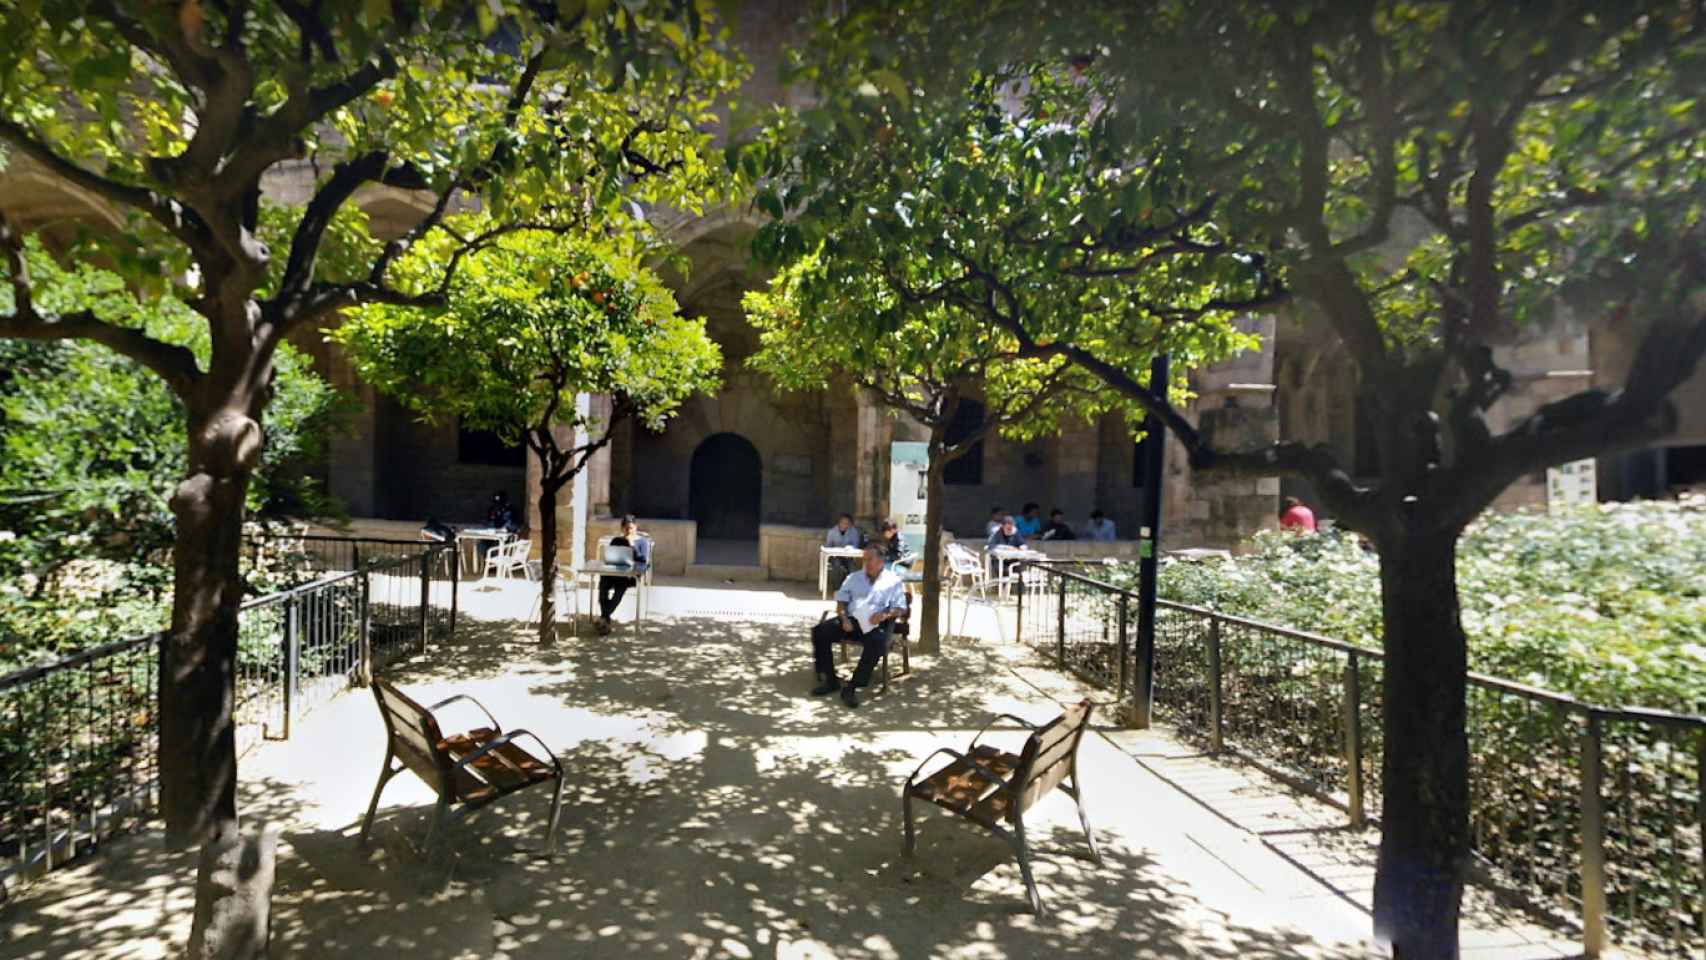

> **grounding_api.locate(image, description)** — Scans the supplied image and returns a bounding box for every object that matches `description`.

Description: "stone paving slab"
[0,578,1635,959]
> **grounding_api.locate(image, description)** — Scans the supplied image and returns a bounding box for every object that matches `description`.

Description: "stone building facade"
[5,3,1703,581]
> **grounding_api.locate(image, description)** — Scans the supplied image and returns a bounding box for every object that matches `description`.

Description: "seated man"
[810,544,907,708]
[986,514,1027,549]
[824,511,864,584]
[1085,508,1117,542]
[1040,508,1076,541]
[1015,502,1044,538]
[986,513,1029,589]
[596,515,651,635]
[985,505,1006,538]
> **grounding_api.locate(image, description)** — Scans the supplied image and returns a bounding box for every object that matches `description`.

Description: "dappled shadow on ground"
[1,599,1373,959]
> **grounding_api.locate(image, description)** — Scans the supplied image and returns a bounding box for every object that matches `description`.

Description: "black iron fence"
[0,538,456,891]
[1015,560,1704,958]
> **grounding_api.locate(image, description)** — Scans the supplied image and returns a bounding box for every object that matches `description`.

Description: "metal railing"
[0,538,457,891]
[1014,560,1704,958]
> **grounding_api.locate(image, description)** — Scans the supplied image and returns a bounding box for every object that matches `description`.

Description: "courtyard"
[0,579,1600,959]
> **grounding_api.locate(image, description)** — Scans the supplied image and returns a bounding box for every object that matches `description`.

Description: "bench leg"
[424,794,453,860]
[543,776,565,855]
[1012,816,1045,917]
[359,751,400,846]
[1071,778,1102,866]
[901,788,918,857]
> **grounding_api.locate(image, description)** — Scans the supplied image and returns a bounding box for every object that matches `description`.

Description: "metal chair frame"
[901,701,1101,915]
[360,680,565,858]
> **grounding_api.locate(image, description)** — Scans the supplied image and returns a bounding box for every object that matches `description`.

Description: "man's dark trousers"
[811,617,893,686]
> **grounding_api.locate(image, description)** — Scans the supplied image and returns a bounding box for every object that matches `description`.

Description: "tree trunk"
[167,389,271,960]
[536,468,564,644]
[915,436,948,655]
[1372,528,1470,960]
[161,414,253,847]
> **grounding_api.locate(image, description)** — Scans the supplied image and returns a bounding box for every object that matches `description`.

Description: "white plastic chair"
[528,569,580,626]
[482,538,531,580]
[955,551,1045,641]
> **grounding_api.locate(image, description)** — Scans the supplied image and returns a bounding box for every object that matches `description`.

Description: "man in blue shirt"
[1014,502,1043,538]
[810,545,908,708]
[1085,509,1117,542]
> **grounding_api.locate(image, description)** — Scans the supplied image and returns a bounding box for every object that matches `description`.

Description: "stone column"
[524,421,577,565]
[1052,419,1099,514]
[584,394,615,518]
[853,388,894,524]
[323,355,378,518]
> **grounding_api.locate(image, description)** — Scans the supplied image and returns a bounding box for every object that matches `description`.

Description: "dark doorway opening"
[1667,444,1706,489]
[690,432,762,541]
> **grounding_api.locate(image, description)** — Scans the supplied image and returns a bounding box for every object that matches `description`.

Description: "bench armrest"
[969,713,1038,752]
[452,727,564,780]
[903,747,1011,793]
[429,694,502,734]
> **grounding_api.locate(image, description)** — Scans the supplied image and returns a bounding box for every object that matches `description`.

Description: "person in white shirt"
[810,544,908,708]
[823,511,864,584]
[1085,509,1117,542]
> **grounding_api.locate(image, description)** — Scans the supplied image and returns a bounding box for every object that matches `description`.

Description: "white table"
[986,546,1046,599]
[583,562,650,633]
[819,545,866,599]
[455,527,513,579]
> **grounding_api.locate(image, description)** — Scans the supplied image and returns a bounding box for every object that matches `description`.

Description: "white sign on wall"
[1546,458,1598,512]
[889,441,930,544]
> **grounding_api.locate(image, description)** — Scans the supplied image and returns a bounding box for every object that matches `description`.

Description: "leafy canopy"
[745,251,1118,445]
[331,223,721,452]
[743,0,1274,440]
[0,239,344,664]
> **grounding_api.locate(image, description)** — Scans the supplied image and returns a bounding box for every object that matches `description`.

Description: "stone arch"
[689,432,762,540]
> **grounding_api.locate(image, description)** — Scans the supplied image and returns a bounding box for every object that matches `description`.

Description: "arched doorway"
[690,433,762,542]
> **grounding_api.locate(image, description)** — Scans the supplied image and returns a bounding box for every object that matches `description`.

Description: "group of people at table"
[810,502,1119,709]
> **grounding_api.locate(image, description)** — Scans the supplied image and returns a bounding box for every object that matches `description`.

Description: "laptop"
[602,543,635,567]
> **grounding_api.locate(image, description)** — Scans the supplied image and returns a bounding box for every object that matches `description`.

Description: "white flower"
[0,530,15,543]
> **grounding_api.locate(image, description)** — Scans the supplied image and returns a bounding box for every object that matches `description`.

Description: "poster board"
[889,441,930,545]
[1546,458,1597,512]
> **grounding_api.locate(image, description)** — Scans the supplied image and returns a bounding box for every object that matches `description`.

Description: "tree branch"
[0,118,215,257]
[0,212,202,396]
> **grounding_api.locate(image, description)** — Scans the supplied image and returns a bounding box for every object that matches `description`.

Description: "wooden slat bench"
[360,679,565,856]
[901,700,1101,914]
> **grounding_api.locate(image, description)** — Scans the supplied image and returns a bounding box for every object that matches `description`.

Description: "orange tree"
[751,2,1706,955]
[333,227,720,644]
[0,2,742,954]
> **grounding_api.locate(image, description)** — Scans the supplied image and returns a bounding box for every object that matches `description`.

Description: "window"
[943,399,985,486]
[457,422,525,467]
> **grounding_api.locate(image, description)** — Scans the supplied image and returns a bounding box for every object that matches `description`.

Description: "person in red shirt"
[1279,496,1317,533]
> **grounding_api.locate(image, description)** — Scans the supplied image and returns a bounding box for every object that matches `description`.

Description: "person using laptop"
[596,515,650,635]
[809,543,907,708]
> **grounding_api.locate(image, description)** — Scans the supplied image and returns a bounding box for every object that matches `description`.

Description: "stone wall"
[582,516,695,577]
[759,523,959,583]
[758,524,824,582]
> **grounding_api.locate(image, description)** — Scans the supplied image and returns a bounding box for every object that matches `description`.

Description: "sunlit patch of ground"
[1,578,1609,959]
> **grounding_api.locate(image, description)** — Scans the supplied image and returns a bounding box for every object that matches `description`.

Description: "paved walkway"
[0,579,1613,959]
